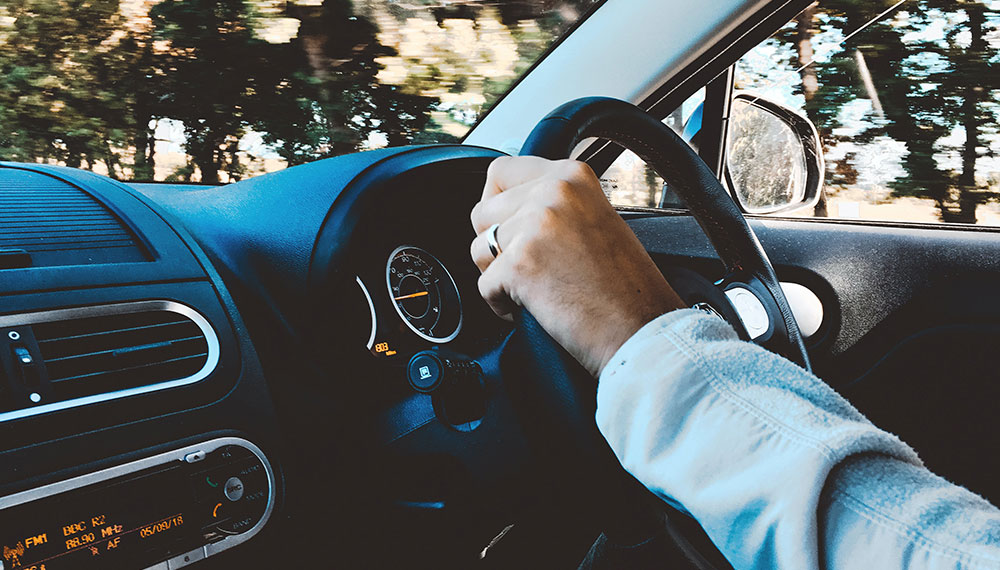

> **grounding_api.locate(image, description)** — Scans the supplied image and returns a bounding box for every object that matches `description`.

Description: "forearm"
[596,309,1000,569]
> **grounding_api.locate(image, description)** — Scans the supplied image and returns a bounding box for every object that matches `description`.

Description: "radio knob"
[224,477,244,501]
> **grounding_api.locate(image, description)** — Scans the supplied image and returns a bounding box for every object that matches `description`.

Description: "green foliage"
[0,0,134,175]
[0,0,509,181]
[790,0,1000,223]
[0,0,617,183]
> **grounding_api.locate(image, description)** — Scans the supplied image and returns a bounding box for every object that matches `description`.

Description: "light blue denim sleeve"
[595,309,1000,570]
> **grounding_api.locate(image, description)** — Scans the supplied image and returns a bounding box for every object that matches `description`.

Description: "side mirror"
[725,93,824,214]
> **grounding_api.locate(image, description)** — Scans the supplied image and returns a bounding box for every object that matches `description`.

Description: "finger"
[482,155,560,200]
[470,181,535,233]
[470,220,514,272]
[477,257,518,319]
[470,228,496,273]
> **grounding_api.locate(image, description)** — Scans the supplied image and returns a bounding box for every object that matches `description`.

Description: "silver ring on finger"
[486,223,503,258]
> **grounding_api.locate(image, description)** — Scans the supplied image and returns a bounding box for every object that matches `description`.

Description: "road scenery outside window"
[0,0,596,183]
[738,0,1000,226]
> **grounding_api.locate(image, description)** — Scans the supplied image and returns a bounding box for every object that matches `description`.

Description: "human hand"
[470,156,685,377]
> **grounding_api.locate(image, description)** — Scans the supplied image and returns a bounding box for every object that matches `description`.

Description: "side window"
[602,88,705,208]
[735,2,1000,226]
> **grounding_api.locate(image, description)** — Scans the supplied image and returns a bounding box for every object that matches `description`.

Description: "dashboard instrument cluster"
[356,245,465,361]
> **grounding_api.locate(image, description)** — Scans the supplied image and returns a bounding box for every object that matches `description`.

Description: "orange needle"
[394,291,429,301]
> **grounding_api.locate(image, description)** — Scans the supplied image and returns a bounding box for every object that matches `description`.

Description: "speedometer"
[386,246,462,343]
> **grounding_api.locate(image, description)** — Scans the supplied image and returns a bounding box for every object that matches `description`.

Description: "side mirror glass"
[725,93,824,214]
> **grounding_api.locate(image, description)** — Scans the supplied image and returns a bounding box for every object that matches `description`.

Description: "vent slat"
[49,353,208,385]
[1,232,133,241]
[1,221,122,229]
[18,243,138,254]
[44,336,204,364]
[4,237,136,248]
[0,214,113,220]
[0,229,132,239]
[38,319,190,345]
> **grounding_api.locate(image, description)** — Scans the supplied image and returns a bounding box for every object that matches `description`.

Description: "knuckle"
[548,179,576,203]
[476,272,491,296]
[560,159,590,179]
[470,201,483,227]
[469,235,480,258]
[535,204,561,229]
[510,248,537,280]
[486,156,509,179]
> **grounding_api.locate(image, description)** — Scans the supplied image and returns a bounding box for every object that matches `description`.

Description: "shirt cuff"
[599,308,737,385]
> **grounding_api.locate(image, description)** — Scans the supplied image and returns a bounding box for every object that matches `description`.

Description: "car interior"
[1,0,998,569]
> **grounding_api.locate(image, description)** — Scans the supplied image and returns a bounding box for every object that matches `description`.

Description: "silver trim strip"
[0,437,276,569]
[356,277,377,351]
[0,300,220,422]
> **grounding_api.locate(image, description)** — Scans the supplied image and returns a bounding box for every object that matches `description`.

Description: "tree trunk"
[795,4,827,217]
[795,5,819,101]
[950,5,986,225]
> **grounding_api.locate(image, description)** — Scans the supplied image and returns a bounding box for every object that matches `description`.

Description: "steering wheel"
[500,97,811,568]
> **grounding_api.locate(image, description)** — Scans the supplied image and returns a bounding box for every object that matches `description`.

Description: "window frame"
[598,1,1000,233]
[580,0,814,193]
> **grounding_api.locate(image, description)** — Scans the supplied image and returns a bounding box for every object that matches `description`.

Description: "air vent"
[0,301,219,421]
[0,167,148,268]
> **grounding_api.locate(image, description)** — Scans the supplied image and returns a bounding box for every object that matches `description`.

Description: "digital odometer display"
[386,246,462,343]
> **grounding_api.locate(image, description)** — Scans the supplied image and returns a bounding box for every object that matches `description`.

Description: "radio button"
[184,451,206,463]
[193,460,265,499]
[217,515,256,535]
[167,547,206,569]
[224,477,244,501]
[214,445,253,462]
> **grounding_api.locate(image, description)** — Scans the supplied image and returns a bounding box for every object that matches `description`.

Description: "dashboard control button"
[215,445,253,462]
[224,477,244,501]
[217,515,256,535]
[166,547,206,569]
[407,352,442,392]
[11,346,32,365]
[184,451,206,463]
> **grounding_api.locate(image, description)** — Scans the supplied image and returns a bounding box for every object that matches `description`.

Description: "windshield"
[0,0,597,183]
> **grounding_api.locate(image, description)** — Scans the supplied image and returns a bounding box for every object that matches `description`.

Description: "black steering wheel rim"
[519,96,810,369]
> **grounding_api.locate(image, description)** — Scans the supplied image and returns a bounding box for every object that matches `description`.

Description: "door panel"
[627,213,1000,502]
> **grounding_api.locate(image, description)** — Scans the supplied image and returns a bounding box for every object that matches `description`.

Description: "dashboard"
[3,127,993,570]
[0,145,542,568]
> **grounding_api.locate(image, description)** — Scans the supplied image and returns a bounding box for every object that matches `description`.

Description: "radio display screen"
[0,465,202,570]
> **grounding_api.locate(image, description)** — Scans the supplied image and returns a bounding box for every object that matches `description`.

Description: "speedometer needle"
[394,291,429,301]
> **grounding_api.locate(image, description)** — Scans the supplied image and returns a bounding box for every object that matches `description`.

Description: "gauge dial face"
[386,246,462,343]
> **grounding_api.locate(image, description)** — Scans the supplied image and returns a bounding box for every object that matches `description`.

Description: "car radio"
[0,437,275,570]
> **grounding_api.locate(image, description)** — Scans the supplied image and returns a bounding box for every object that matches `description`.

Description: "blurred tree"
[289,0,436,156]
[0,0,134,176]
[881,0,1000,223]
[792,3,829,216]
[151,0,293,182]
[788,0,1000,223]
[0,0,600,182]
